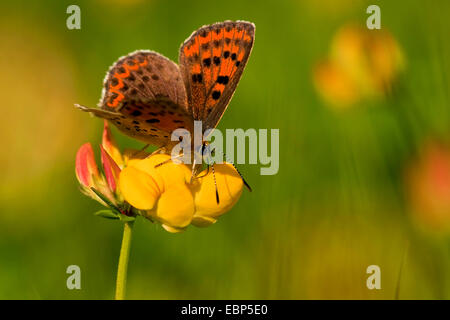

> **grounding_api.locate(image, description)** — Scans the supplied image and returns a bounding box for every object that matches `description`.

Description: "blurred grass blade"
[395,241,409,300]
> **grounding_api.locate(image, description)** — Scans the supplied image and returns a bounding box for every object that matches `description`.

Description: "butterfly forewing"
[179,21,255,130]
[100,50,187,111]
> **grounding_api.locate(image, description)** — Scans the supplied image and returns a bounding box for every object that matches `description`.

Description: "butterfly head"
[193,142,215,167]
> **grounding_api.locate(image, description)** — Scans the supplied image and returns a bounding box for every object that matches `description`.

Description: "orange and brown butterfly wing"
[179,21,255,130]
[78,50,193,147]
[100,50,188,111]
[76,98,193,148]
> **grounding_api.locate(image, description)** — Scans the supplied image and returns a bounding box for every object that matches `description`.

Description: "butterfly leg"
[149,146,168,156]
[194,165,210,178]
[154,153,184,168]
[138,145,168,161]
[189,162,219,205]
[130,144,150,158]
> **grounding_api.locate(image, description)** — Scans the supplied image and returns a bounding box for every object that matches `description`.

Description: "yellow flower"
[313,24,405,108]
[76,120,245,231]
[191,164,244,227]
[119,154,244,233]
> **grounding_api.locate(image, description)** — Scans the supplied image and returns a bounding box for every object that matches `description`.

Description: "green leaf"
[90,188,122,215]
[94,209,120,220]
[119,214,136,222]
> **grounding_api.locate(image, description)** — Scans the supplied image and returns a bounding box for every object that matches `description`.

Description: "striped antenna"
[211,164,220,204]
[214,148,252,192]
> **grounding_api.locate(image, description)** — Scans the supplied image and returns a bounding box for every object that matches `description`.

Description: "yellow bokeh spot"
[314,23,405,108]
[313,61,359,108]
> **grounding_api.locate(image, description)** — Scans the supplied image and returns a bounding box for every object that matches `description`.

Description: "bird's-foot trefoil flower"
[119,154,243,232]
[75,120,246,299]
[76,120,244,230]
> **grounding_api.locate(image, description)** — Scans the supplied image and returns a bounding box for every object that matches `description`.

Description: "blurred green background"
[1,0,450,299]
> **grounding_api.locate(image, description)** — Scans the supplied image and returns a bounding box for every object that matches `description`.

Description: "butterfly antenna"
[154,159,171,168]
[216,149,252,192]
[230,162,252,192]
[211,164,220,204]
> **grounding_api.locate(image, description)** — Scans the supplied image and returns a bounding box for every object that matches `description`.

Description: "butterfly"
[76,21,255,197]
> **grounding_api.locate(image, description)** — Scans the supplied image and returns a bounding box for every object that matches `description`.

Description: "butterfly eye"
[201,144,210,156]
[200,144,216,166]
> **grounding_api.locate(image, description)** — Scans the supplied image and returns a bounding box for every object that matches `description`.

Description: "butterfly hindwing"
[82,50,194,146]
[118,96,194,136]
[179,21,255,130]
[76,104,178,147]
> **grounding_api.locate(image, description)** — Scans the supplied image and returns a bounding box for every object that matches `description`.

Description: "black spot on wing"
[217,76,229,85]
[212,91,221,100]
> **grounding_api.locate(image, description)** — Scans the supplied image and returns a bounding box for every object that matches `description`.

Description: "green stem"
[115,221,134,300]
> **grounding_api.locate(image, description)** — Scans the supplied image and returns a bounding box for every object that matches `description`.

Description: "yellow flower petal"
[162,224,187,233]
[127,154,191,192]
[122,148,150,162]
[119,154,242,232]
[118,166,160,210]
[191,163,243,223]
[152,185,194,229]
[191,215,217,227]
